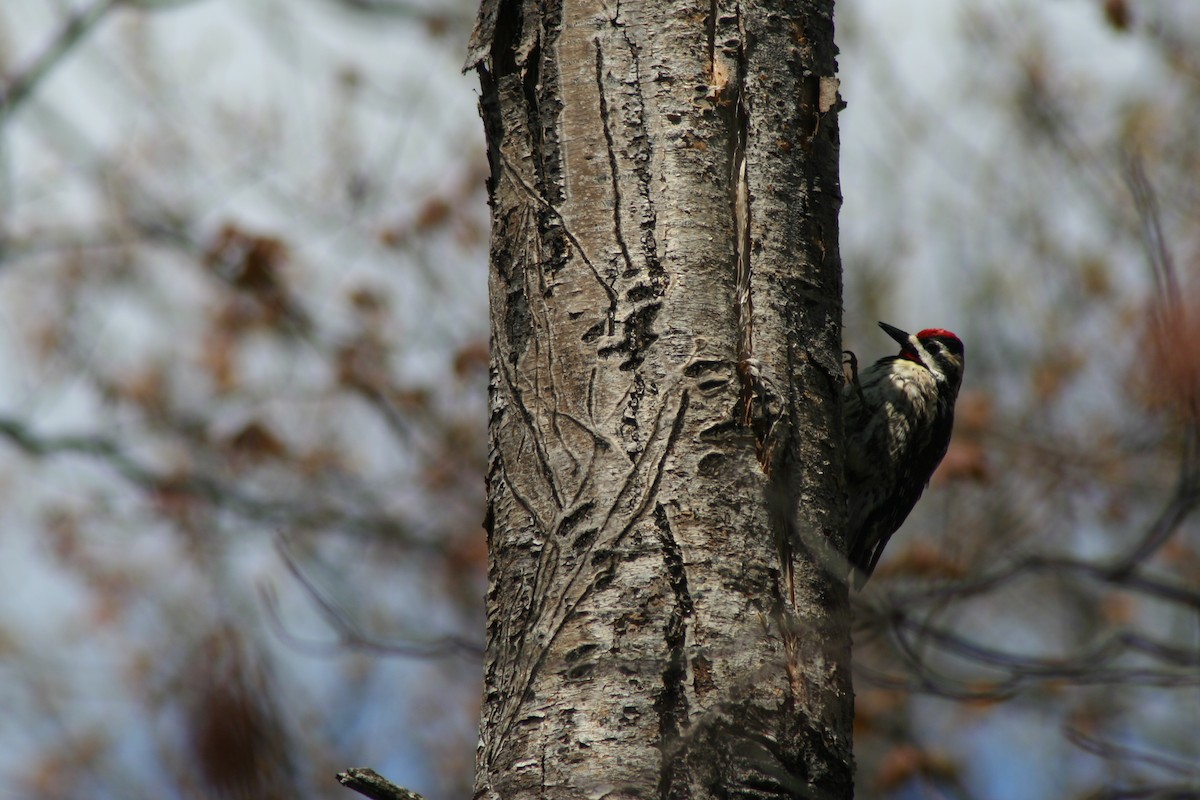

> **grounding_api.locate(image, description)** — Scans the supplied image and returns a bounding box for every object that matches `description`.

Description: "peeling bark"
[469,1,851,797]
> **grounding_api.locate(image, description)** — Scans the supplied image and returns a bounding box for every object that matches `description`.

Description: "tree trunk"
[467,0,851,797]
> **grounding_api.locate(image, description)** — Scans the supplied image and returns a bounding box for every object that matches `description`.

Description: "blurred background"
[0,0,1196,798]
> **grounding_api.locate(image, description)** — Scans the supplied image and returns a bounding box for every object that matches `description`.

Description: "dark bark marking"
[497,209,534,365]
[594,25,664,372]
[499,151,619,326]
[586,366,598,420]
[572,527,598,551]
[566,660,597,680]
[594,40,637,280]
[697,418,746,440]
[523,38,544,173]
[696,377,730,395]
[564,642,600,663]
[653,503,693,800]
[684,359,731,380]
[558,500,597,547]
[477,0,523,196]
[479,1,535,367]
[697,452,725,477]
[527,1,564,209]
[615,23,664,285]
[626,283,657,303]
[623,373,647,459]
[692,653,714,700]
[598,301,663,371]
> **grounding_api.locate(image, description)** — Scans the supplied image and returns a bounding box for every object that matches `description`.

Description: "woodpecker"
[844,322,965,587]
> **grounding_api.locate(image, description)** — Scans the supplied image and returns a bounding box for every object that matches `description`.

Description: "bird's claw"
[843,349,866,406]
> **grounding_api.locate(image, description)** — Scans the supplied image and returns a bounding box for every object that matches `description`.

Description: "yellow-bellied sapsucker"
[844,322,965,587]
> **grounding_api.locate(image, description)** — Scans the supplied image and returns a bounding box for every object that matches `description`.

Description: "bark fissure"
[522,41,545,187]
[498,151,618,318]
[528,4,564,210]
[653,502,694,800]
[731,9,753,374]
[723,4,779,471]
[614,20,663,284]
[594,40,636,279]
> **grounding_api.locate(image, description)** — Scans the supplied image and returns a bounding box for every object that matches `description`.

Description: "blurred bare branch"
[262,537,483,660]
[1127,156,1181,306]
[1103,159,1200,573]
[0,0,487,794]
[1067,728,1198,779]
[322,0,471,25]
[890,555,1200,612]
[0,0,120,126]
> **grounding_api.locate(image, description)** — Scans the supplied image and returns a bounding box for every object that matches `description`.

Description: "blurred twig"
[263,536,483,660]
[0,413,438,547]
[892,554,1200,611]
[1067,728,1198,778]
[0,0,121,126]
[322,0,472,26]
[891,611,1200,687]
[1106,158,1200,574]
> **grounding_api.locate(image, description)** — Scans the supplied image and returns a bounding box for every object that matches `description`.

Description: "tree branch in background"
[322,0,472,27]
[1106,157,1200,573]
[337,768,427,800]
[0,0,121,126]
[261,538,484,660]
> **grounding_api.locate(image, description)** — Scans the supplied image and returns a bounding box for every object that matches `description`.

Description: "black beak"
[878,321,912,347]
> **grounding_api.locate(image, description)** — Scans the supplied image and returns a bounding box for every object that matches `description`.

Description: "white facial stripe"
[912,336,946,382]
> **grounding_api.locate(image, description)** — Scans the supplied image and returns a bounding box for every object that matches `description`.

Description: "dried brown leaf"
[1104,0,1131,31]
[224,422,288,463]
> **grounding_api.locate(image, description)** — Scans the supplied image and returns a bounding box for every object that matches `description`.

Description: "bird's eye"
[935,337,963,356]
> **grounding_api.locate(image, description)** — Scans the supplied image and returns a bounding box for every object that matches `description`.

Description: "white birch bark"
[468,1,852,796]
